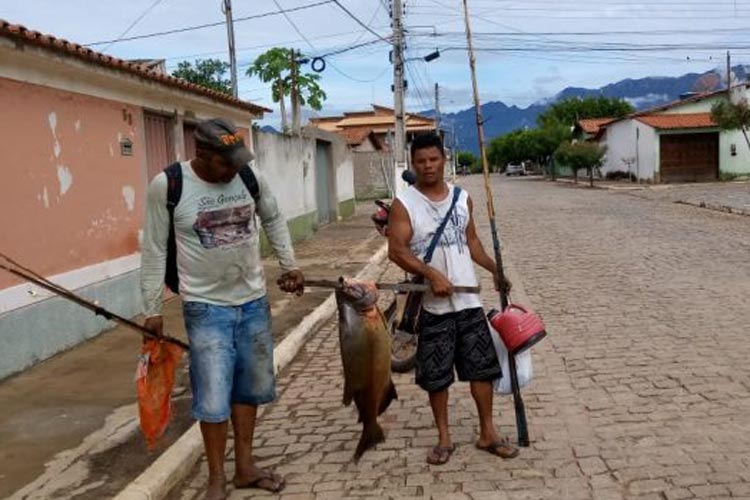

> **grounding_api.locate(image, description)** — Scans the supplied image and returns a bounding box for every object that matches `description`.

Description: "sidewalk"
[551,176,750,215]
[1,202,384,500]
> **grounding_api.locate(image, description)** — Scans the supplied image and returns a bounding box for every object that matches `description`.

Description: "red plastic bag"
[135,339,183,449]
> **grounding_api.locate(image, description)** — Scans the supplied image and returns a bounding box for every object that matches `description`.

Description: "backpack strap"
[164,162,183,213]
[423,186,462,264]
[238,165,261,205]
[163,162,182,294]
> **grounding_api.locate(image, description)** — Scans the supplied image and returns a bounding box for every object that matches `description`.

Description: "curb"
[112,243,389,500]
[674,199,750,217]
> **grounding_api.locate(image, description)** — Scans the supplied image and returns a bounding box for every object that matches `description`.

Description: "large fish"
[335,278,398,460]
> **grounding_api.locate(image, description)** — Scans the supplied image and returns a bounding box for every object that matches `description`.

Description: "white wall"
[719,129,750,175]
[337,154,355,202]
[602,119,657,181]
[253,131,317,219]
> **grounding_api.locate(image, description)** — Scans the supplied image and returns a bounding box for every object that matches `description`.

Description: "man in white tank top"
[388,133,518,465]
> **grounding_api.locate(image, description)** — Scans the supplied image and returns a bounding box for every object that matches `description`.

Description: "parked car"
[506,163,526,176]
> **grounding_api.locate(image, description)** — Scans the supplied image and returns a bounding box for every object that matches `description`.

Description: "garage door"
[660,133,718,183]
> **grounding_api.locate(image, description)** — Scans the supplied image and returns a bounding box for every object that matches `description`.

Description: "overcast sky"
[4,0,750,126]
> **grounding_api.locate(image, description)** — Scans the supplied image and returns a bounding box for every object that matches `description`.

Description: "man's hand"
[277,270,305,296]
[495,271,512,295]
[425,267,454,297]
[143,316,164,342]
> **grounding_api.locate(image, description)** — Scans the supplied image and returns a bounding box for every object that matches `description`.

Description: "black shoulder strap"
[164,162,183,213]
[423,186,462,264]
[238,165,261,205]
[163,162,182,294]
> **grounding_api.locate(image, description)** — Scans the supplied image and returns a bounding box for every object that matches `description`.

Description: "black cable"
[331,0,391,42]
[85,0,334,46]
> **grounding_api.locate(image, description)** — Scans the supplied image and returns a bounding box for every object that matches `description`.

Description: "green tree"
[171,59,232,95]
[553,142,607,187]
[488,122,571,174]
[538,96,634,128]
[246,48,327,133]
[247,48,293,131]
[711,98,750,150]
[457,151,479,174]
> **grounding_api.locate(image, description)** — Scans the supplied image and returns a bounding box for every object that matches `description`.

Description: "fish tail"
[354,421,385,461]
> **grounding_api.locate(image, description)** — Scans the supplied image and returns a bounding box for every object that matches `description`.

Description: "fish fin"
[354,422,385,461]
[378,380,398,416]
[343,380,353,406]
[353,392,366,423]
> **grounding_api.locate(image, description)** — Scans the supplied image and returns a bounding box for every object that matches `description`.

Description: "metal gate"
[660,133,719,183]
[315,141,333,224]
[144,112,175,180]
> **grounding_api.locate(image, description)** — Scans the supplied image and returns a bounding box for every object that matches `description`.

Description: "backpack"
[163,162,260,294]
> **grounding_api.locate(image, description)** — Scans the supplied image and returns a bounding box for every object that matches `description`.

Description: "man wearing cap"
[140,118,302,498]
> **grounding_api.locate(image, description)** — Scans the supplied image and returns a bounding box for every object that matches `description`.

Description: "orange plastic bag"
[135,339,184,449]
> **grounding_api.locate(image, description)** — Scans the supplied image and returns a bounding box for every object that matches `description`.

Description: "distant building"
[309,104,437,152]
[598,86,750,183]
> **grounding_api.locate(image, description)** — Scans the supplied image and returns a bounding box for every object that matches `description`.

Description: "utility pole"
[223,0,238,98]
[727,50,732,96]
[291,49,301,135]
[392,0,407,196]
[434,83,441,133]
[461,0,530,448]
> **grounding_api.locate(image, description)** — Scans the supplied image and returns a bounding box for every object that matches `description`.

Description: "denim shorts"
[183,296,276,423]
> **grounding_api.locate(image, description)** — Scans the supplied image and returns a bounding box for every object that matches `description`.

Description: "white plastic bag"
[489,322,533,395]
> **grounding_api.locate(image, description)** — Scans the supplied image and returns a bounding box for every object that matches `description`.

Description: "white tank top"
[397,183,482,314]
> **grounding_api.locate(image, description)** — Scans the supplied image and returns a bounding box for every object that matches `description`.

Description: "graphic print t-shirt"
[140,162,297,316]
[397,184,482,314]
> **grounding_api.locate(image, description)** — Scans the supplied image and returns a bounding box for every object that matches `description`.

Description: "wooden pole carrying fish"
[335,278,398,460]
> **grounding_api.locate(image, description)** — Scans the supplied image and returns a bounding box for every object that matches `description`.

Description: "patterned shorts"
[415,307,502,393]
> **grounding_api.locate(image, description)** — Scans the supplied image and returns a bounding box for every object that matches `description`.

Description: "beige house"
[310,105,437,199]
[310,104,437,152]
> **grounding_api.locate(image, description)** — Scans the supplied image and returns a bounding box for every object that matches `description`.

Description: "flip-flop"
[233,468,286,493]
[475,437,519,459]
[426,444,456,465]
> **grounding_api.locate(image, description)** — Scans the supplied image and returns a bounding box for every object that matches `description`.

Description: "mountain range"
[430,65,750,154]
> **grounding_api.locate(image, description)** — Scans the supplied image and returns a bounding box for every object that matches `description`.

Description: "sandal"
[475,437,519,459]
[233,468,286,493]
[426,444,456,465]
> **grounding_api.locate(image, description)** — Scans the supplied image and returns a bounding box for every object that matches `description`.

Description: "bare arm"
[387,199,453,296]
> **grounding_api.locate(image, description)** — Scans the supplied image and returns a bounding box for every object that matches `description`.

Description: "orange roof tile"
[0,19,270,115]
[339,127,373,146]
[578,118,615,134]
[635,113,717,130]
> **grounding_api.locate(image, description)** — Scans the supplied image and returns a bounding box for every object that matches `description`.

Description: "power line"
[408,27,750,37]
[331,0,391,42]
[101,0,167,52]
[85,0,334,46]
[271,0,390,82]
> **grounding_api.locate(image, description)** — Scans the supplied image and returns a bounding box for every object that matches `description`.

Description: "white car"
[506,163,526,176]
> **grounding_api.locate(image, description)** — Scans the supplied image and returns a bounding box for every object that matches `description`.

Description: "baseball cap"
[194,118,254,168]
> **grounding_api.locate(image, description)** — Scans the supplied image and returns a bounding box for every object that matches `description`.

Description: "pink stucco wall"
[0,77,147,289]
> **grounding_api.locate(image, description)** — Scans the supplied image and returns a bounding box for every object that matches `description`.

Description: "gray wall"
[353,151,393,200]
[0,271,140,380]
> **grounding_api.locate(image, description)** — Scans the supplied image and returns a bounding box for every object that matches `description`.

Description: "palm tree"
[247,48,327,133]
[246,48,294,132]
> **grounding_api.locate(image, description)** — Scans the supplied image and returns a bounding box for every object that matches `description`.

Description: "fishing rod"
[305,278,481,294]
[461,0,529,447]
[0,252,189,351]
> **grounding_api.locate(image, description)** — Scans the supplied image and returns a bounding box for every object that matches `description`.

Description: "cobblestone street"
[174,175,750,500]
